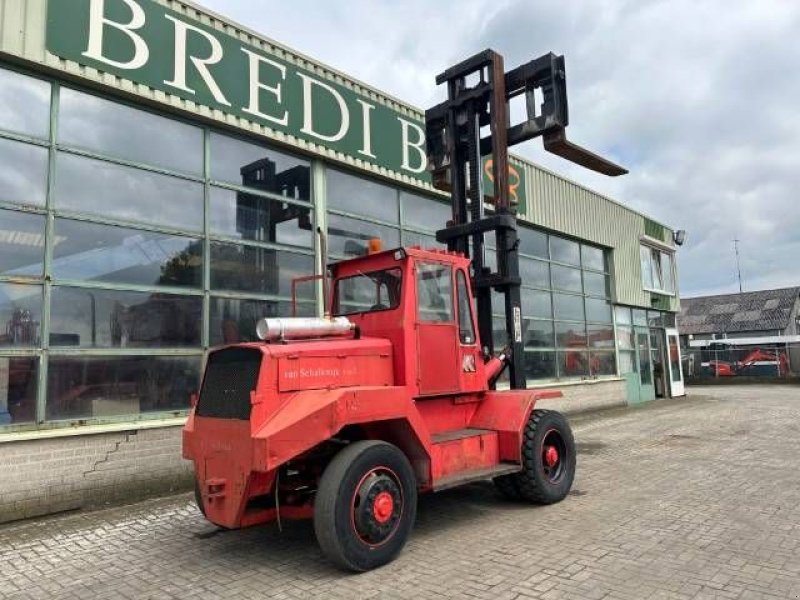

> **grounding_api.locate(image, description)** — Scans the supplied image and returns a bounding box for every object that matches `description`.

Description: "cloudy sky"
[202,0,799,298]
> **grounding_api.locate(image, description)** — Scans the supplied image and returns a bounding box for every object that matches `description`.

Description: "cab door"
[416,262,460,396]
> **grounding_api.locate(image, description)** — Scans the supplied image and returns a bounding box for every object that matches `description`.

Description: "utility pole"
[733,238,743,293]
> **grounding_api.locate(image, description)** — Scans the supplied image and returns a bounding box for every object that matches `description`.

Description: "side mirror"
[190,392,198,409]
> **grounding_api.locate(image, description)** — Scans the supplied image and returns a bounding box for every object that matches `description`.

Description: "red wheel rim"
[541,428,567,484]
[372,491,394,524]
[350,466,403,547]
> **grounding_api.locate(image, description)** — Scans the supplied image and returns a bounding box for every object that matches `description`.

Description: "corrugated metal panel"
[0,0,47,62]
[519,160,677,311]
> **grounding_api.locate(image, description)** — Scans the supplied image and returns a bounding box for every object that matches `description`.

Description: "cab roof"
[329,246,471,274]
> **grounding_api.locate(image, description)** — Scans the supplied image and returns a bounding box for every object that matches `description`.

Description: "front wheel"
[314,440,417,572]
[494,409,576,504]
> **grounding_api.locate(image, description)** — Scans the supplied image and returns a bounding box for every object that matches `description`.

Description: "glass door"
[665,328,685,396]
[635,327,655,402]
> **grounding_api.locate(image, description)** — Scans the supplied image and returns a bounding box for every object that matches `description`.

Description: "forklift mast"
[425,50,626,389]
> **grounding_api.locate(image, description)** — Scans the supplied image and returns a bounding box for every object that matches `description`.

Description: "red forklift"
[183,50,625,571]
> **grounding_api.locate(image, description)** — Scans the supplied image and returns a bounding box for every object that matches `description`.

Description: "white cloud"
[201,0,800,297]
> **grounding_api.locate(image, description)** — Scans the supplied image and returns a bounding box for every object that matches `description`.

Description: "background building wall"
[0,426,191,523]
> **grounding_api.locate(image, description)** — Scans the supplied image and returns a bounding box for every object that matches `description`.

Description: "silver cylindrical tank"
[255,316,356,342]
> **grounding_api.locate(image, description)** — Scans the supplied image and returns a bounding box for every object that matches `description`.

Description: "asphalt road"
[2,385,799,599]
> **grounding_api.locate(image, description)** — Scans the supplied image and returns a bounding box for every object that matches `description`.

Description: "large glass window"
[209,187,313,248]
[328,213,400,258]
[0,137,49,207]
[640,243,676,295]
[210,242,314,297]
[550,237,580,265]
[46,355,200,420]
[495,226,614,382]
[0,65,327,431]
[0,209,46,278]
[210,133,311,200]
[328,169,398,222]
[52,219,203,288]
[401,192,449,231]
[209,297,312,346]
[0,356,38,425]
[55,153,204,231]
[0,283,42,347]
[59,88,203,175]
[0,68,50,139]
[49,287,202,348]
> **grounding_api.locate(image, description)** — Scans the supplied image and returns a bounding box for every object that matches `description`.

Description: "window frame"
[640,242,677,296]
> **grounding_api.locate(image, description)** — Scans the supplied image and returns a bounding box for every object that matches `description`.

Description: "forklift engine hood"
[183,337,395,528]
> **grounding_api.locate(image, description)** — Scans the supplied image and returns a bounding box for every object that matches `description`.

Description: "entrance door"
[635,327,655,402]
[650,329,667,398]
[665,328,685,396]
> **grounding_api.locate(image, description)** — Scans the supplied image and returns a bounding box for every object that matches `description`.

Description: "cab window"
[456,270,476,344]
[334,268,402,315]
[416,263,453,322]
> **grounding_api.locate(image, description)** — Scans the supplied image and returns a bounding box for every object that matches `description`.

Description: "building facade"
[0,0,682,522]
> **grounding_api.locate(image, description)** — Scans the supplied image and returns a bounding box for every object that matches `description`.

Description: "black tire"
[314,440,417,572]
[194,479,206,517]
[514,409,576,504]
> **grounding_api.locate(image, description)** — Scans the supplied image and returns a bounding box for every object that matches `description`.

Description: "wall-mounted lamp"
[673,230,687,246]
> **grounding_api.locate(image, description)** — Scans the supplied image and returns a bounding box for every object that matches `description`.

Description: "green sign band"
[46,0,525,210]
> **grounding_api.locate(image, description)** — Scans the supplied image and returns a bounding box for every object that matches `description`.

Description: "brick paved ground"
[1,385,800,600]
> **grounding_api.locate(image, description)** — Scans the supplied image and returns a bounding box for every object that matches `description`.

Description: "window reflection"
[558,350,589,378]
[210,297,313,346]
[0,68,50,139]
[519,228,549,258]
[590,351,617,376]
[50,287,201,348]
[0,283,42,347]
[327,213,399,257]
[0,209,46,278]
[210,242,315,297]
[210,133,311,201]
[59,88,203,176]
[553,293,584,321]
[46,355,199,420]
[400,192,448,232]
[0,356,38,425]
[556,321,586,347]
[583,271,609,297]
[55,153,204,231]
[551,264,582,293]
[524,350,556,379]
[550,237,580,265]
[523,319,554,348]
[52,219,203,288]
[329,169,398,223]
[209,186,313,248]
[0,137,48,207]
[519,258,549,288]
[521,290,552,319]
[581,245,606,271]
[585,297,612,323]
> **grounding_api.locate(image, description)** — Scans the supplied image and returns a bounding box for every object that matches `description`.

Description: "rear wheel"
[194,479,206,517]
[495,409,576,504]
[314,440,417,572]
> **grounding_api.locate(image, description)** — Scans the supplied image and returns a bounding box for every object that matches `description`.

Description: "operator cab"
[329,246,488,397]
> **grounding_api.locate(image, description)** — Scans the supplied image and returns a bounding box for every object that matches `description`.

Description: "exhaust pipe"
[256,317,356,342]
